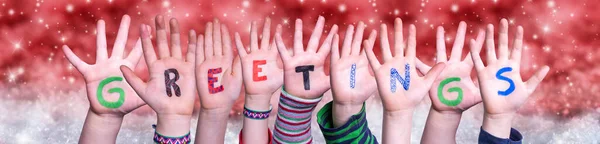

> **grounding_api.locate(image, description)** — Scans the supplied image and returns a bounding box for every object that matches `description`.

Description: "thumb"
[423,63,446,87]
[526,66,550,94]
[119,65,147,98]
[231,56,243,82]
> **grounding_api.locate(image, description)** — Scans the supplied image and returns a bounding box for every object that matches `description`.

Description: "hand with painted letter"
[416,22,483,113]
[120,15,197,136]
[329,22,377,127]
[469,19,549,138]
[419,22,484,144]
[194,19,243,143]
[275,16,338,98]
[63,15,144,143]
[364,18,445,143]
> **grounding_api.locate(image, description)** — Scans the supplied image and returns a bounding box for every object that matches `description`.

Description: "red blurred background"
[1,0,599,137]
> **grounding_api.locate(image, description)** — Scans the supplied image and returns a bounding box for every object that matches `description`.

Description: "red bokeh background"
[1,0,598,118]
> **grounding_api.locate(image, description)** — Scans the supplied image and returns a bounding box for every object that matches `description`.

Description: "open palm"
[235,18,283,96]
[416,22,482,113]
[469,19,549,115]
[275,16,338,99]
[121,16,196,116]
[330,22,377,105]
[365,19,445,112]
[63,15,145,116]
[195,19,243,110]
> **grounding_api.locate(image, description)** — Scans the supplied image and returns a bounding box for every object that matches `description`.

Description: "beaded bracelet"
[243,105,272,120]
[152,124,191,144]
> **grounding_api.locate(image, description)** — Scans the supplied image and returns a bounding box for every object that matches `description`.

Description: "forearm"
[272,88,322,143]
[195,108,230,144]
[382,109,413,143]
[421,108,462,144]
[482,113,514,139]
[79,109,124,144]
[318,102,378,143]
[332,103,362,127]
[242,94,272,144]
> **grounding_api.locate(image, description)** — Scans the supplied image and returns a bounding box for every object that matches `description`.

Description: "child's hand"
[469,19,549,138]
[329,22,377,126]
[365,18,446,112]
[234,18,282,109]
[416,22,483,113]
[195,19,243,111]
[120,15,196,136]
[63,15,145,116]
[275,16,338,98]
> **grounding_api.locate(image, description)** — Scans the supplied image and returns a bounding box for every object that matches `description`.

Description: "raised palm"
[365,19,445,112]
[235,18,283,96]
[330,22,377,105]
[195,19,243,110]
[63,15,145,116]
[469,19,549,115]
[416,22,482,113]
[275,16,338,99]
[121,16,196,116]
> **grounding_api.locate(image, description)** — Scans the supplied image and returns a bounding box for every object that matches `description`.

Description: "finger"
[125,39,143,65]
[140,24,157,65]
[415,58,432,74]
[62,45,89,69]
[186,30,197,63]
[449,21,467,62]
[96,20,108,62]
[204,22,214,59]
[469,39,484,71]
[307,16,325,53]
[234,32,248,57]
[364,40,381,69]
[423,63,446,87]
[510,26,524,63]
[213,19,223,56]
[317,24,337,58]
[351,21,365,56]
[155,15,170,58]
[169,18,183,59]
[406,24,417,63]
[363,29,377,56]
[120,66,148,98]
[436,26,448,62]
[260,17,272,50]
[250,21,259,52]
[498,19,509,60]
[111,15,131,59]
[341,25,354,57]
[379,24,393,61]
[275,31,291,62]
[221,24,233,60]
[293,19,304,54]
[485,24,497,63]
[462,52,473,67]
[394,18,404,56]
[331,34,340,63]
[195,35,205,63]
[526,66,550,95]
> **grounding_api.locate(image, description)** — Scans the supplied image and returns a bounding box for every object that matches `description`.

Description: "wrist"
[482,112,515,139]
[332,102,363,127]
[156,114,192,137]
[245,94,272,111]
[384,108,414,120]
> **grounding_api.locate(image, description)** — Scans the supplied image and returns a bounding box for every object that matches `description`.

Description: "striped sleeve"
[317,101,378,144]
[272,87,322,144]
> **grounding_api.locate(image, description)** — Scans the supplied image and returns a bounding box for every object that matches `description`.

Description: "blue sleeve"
[478,127,523,144]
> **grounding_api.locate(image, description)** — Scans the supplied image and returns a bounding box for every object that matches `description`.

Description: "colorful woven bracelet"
[152,124,191,144]
[243,105,272,120]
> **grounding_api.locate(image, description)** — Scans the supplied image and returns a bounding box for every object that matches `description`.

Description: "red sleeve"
[239,128,273,144]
